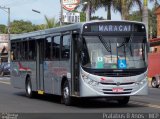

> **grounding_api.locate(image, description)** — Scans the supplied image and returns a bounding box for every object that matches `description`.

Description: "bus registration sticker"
[112,88,124,92]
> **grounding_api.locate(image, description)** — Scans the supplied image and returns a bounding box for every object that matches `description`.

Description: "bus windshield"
[81,35,147,70]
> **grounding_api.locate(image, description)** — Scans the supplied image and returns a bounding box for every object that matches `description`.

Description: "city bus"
[11,21,148,106]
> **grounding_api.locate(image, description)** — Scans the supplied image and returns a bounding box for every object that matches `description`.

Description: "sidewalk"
[0,76,10,81]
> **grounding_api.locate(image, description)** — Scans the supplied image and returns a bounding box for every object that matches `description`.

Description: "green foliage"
[148,8,157,38]
[10,20,36,34]
[0,24,7,33]
[34,24,46,30]
[71,10,86,22]
[44,16,59,28]
[128,8,157,38]
[128,11,142,21]
[91,16,105,20]
[80,12,86,22]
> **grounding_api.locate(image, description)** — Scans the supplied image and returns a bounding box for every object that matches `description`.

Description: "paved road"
[0,77,160,113]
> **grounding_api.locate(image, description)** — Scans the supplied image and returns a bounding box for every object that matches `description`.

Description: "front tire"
[117,96,130,105]
[62,81,72,106]
[25,77,34,98]
[151,78,159,88]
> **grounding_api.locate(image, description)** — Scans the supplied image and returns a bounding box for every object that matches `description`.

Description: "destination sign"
[83,22,145,33]
[89,24,131,32]
[98,25,131,32]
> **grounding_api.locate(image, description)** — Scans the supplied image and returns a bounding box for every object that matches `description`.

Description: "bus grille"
[94,72,135,77]
[103,92,131,94]
[102,89,132,94]
[100,82,134,85]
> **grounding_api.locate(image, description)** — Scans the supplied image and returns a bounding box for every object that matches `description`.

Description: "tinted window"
[28,40,36,60]
[17,42,21,60]
[61,35,70,59]
[45,37,52,60]
[11,42,16,61]
[23,41,28,60]
[52,36,60,59]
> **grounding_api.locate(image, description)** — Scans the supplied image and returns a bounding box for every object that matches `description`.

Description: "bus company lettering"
[99,25,131,32]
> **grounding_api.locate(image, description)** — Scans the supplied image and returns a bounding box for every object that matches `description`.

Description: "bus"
[11,21,149,106]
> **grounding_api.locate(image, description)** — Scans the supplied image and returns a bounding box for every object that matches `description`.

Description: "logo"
[62,0,80,11]
[118,59,127,69]
[116,82,121,86]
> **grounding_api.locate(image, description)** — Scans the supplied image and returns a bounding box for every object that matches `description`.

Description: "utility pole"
[0,6,10,63]
[86,1,91,21]
[60,0,63,25]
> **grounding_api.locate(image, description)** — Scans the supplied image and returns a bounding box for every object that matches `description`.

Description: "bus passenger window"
[52,36,60,59]
[28,40,36,60]
[11,42,16,61]
[61,35,70,59]
[45,37,51,60]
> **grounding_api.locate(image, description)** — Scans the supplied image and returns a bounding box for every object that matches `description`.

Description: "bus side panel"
[27,61,37,91]
[11,62,28,89]
[58,60,71,95]
[43,60,70,95]
[11,62,22,88]
[44,61,60,94]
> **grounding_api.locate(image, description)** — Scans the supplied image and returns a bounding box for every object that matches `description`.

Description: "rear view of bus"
[79,21,148,104]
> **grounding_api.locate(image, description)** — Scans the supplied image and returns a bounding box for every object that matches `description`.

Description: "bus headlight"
[135,78,147,85]
[82,74,99,86]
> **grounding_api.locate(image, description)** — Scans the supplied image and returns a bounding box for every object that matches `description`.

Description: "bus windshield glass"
[81,35,147,70]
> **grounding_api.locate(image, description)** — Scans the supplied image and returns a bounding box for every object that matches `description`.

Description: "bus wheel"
[62,81,72,106]
[25,77,34,98]
[151,78,159,88]
[117,96,130,105]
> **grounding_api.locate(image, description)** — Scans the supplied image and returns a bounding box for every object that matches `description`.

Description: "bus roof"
[11,20,145,40]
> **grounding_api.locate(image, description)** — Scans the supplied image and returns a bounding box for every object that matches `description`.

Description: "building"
[0,34,9,62]
[150,6,160,53]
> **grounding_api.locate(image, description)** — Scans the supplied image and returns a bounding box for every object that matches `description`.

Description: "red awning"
[149,38,160,43]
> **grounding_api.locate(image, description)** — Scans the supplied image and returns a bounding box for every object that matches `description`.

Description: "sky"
[0,0,158,25]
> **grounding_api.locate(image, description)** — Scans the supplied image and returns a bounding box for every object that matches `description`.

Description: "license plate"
[112,88,124,92]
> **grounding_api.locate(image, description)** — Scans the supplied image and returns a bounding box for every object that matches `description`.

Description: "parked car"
[0,62,10,76]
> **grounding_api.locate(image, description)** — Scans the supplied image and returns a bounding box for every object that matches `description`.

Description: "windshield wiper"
[128,34,134,56]
[98,35,111,52]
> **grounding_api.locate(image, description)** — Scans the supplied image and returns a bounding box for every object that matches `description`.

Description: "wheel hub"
[27,83,31,94]
[64,87,69,99]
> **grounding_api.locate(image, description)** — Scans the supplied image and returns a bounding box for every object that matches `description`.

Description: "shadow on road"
[14,92,147,108]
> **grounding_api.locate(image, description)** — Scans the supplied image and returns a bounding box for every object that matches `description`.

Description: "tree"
[99,0,118,20]
[148,4,158,38]
[0,24,7,33]
[44,16,59,28]
[10,20,36,34]
[91,16,105,20]
[114,0,142,20]
[128,11,142,21]
[80,0,102,21]
[128,9,157,38]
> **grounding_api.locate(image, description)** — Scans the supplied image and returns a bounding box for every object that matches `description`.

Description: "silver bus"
[11,21,148,106]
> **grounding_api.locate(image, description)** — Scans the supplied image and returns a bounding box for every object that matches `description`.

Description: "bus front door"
[36,40,44,93]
